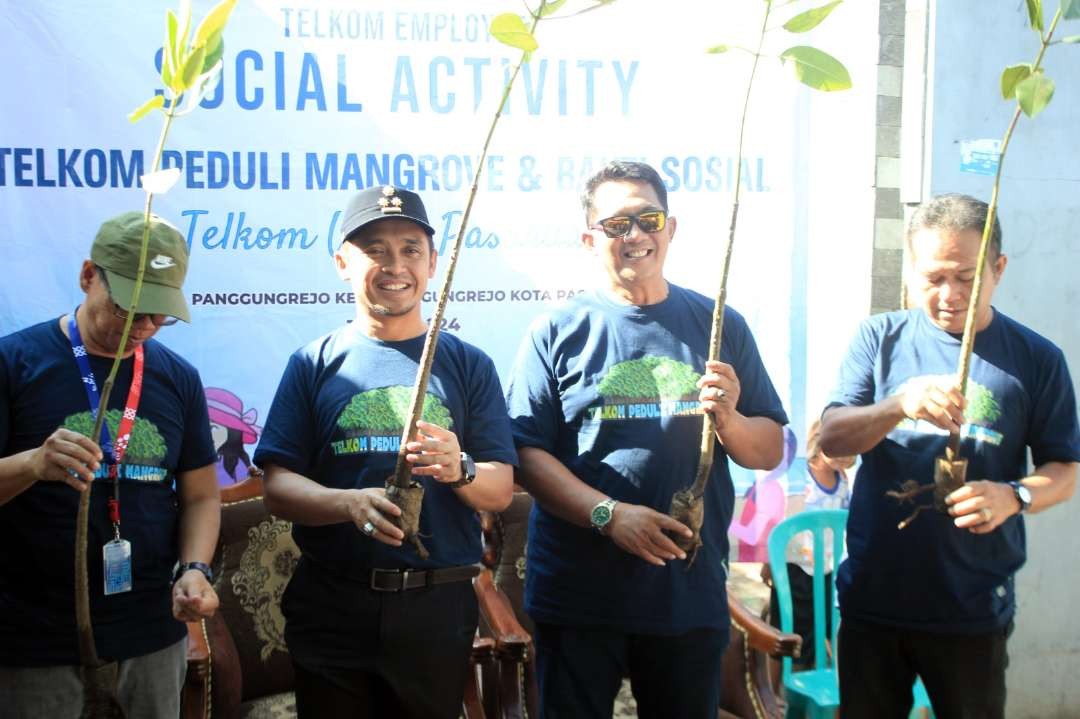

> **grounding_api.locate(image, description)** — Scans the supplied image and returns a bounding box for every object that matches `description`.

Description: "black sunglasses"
[590,210,667,239]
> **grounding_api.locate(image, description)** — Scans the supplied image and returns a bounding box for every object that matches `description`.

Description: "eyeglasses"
[589,210,667,239]
[110,302,178,327]
[96,266,178,327]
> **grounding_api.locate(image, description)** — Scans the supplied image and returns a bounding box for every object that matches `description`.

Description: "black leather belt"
[369,564,482,592]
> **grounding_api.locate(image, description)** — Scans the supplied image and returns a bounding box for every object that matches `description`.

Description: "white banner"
[1,0,879,496]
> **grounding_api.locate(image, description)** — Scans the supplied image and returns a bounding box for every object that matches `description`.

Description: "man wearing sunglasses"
[507,161,788,718]
[0,211,220,718]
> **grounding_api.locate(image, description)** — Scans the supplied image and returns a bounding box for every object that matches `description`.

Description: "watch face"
[461,453,476,480]
[1017,485,1032,505]
[591,503,612,526]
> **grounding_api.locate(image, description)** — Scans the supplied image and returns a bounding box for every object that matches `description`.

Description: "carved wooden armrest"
[728,595,802,659]
[473,569,532,662]
[186,619,209,677]
[183,620,210,719]
[471,635,496,665]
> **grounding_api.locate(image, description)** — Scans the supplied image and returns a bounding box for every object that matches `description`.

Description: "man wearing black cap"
[255,185,517,718]
[0,211,221,718]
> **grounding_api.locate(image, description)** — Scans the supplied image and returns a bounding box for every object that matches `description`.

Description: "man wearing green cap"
[0,211,221,718]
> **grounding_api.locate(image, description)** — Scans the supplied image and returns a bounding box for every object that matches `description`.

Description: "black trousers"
[838,616,1011,719]
[284,558,479,719]
[533,622,727,719]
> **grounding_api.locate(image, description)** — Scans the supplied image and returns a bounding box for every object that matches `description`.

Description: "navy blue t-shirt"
[253,324,518,575]
[828,309,1080,633]
[506,284,788,635]
[0,318,216,665]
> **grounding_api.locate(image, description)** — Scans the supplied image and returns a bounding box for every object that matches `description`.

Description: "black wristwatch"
[449,452,477,489]
[173,561,214,585]
[1009,481,1032,513]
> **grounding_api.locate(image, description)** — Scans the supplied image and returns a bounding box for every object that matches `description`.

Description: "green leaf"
[1061,34,1080,43]
[127,94,165,123]
[177,0,193,53]
[1064,0,1080,19]
[1015,72,1054,117]
[779,46,852,91]
[783,0,843,33]
[161,57,174,92]
[539,0,568,17]
[706,44,731,53]
[194,0,237,48]
[164,10,180,84]
[1000,63,1032,100]
[202,32,224,72]
[1025,0,1044,31]
[180,44,206,92]
[490,13,539,52]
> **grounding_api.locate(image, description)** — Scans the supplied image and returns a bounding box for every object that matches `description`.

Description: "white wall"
[920,2,1080,715]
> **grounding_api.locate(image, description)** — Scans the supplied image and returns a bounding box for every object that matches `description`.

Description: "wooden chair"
[481,491,802,719]
[183,469,530,719]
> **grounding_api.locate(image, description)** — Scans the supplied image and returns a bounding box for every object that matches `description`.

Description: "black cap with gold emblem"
[339,185,436,244]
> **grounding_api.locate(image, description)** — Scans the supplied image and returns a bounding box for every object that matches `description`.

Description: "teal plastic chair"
[767,509,934,718]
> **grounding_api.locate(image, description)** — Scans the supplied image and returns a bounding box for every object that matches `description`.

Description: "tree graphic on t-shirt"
[964,380,1001,427]
[597,357,700,402]
[64,410,167,464]
[336,386,452,434]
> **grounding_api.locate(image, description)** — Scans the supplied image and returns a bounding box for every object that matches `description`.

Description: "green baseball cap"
[91,211,190,322]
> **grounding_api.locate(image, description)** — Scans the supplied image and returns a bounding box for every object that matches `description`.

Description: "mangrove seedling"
[670,0,852,562]
[889,0,1079,529]
[73,2,237,715]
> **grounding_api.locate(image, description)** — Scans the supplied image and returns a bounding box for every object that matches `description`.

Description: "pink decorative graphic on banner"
[729,426,796,562]
[207,387,262,486]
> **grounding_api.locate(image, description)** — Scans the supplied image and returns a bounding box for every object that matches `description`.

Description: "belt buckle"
[370,568,409,592]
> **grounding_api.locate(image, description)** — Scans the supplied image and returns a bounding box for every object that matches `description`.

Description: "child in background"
[766,419,854,668]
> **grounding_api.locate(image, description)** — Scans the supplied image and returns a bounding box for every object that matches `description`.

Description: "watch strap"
[449,452,477,489]
[174,561,214,585]
[1009,481,1031,512]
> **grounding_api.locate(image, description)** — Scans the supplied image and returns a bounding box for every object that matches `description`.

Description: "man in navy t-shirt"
[820,194,1079,718]
[0,212,220,718]
[506,161,788,719]
[254,185,516,719]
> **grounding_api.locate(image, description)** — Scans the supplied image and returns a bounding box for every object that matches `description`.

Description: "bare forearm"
[0,451,37,506]
[177,464,220,565]
[453,461,513,512]
[1022,461,1077,514]
[516,447,607,528]
[0,429,102,506]
[262,463,353,525]
[819,399,906,457]
[178,495,219,564]
[717,415,784,470]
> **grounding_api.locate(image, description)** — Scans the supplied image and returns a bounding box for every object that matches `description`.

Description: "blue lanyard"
[66,309,144,468]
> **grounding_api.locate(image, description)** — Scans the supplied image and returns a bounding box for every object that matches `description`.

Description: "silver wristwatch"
[449,451,477,489]
[589,498,617,533]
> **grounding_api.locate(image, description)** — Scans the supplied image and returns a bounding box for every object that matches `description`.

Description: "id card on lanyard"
[67,310,144,596]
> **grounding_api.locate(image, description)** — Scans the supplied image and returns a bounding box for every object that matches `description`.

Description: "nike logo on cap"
[149,254,176,269]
